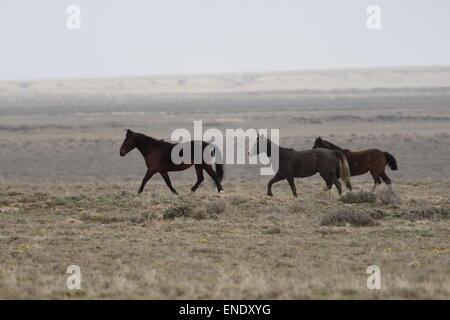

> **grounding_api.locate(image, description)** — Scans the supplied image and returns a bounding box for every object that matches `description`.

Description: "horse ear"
[317,137,322,141]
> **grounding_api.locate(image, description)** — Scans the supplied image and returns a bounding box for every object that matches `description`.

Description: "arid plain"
[0,66,449,299]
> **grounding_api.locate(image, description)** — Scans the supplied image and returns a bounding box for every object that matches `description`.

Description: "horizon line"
[2,64,450,83]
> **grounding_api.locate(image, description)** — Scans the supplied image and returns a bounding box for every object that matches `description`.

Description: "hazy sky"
[1,0,449,80]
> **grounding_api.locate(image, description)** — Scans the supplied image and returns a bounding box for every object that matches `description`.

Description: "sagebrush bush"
[128,212,157,224]
[287,202,307,214]
[341,192,376,204]
[80,212,108,223]
[80,211,156,224]
[375,187,399,205]
[370,210,387,220]
[162,204,208,220]
[262,226,282,234]
[162,205,193,219]
[394,207,450,221]
[321,208,378,227]
[206,200,227,214]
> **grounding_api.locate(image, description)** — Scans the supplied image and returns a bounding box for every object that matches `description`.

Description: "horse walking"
[249,135,352,198]
[120,129,224,194]
[312,137,398,191]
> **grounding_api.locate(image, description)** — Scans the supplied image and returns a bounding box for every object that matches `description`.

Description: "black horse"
[120,129,224,194]
[249,135,352,198]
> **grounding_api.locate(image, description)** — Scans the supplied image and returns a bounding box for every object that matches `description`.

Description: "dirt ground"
[0,67,449,299]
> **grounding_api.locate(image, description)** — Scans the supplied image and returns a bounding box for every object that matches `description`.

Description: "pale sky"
[1,0,449,80]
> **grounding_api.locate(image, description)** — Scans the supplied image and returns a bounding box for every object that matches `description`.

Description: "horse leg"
[286,176,298,198]
[380,171,396,195]
[160,171,178,195]
[320,173,333,200]
[370,170,381,192]
[138,169,156,194]
[332,176,342,196]
[204,164,223,192]
[380,171,391,185]
[267,174,284,197]
[191,165,205,192]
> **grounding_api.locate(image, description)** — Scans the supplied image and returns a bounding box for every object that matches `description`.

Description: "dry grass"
[0,180,449,299]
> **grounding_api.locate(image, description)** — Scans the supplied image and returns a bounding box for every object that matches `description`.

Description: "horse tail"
[384,152,398,170]
[213,145,224,183]
[333,150,352,191]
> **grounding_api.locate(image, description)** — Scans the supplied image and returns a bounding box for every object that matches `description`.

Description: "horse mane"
[134,132,168,147]
[321,139,344,151]
[261,136,291,154]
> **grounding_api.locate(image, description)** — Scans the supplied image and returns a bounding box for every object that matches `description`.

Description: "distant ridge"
[0,66,449,95]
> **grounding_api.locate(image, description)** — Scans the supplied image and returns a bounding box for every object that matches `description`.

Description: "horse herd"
[119,129,398,198]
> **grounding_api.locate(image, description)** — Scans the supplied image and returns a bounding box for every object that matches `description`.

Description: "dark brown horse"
[249,135,352,198]
[312,137,397,191]
[120,129,224,194]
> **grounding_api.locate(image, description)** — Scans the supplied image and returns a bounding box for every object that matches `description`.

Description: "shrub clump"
[341,192,376,204]
[163,205,192,219]
[80,212,109,223]
[288,202,307,214]
[321,208,378,227]
[162,205,208,220]
[370,210,387,220]
[206,200,227,214]
[80,211,156,224]
[127,212,157,224]
[394,207,450,221]
[375,188,399,205]
[262,226,282,235]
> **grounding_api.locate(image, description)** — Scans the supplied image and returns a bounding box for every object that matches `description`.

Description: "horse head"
[120,129,137,156]
[249,134,272,156]
[313,137,325,149]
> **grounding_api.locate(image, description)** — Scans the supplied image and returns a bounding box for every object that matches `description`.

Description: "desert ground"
[0,66,449,299]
